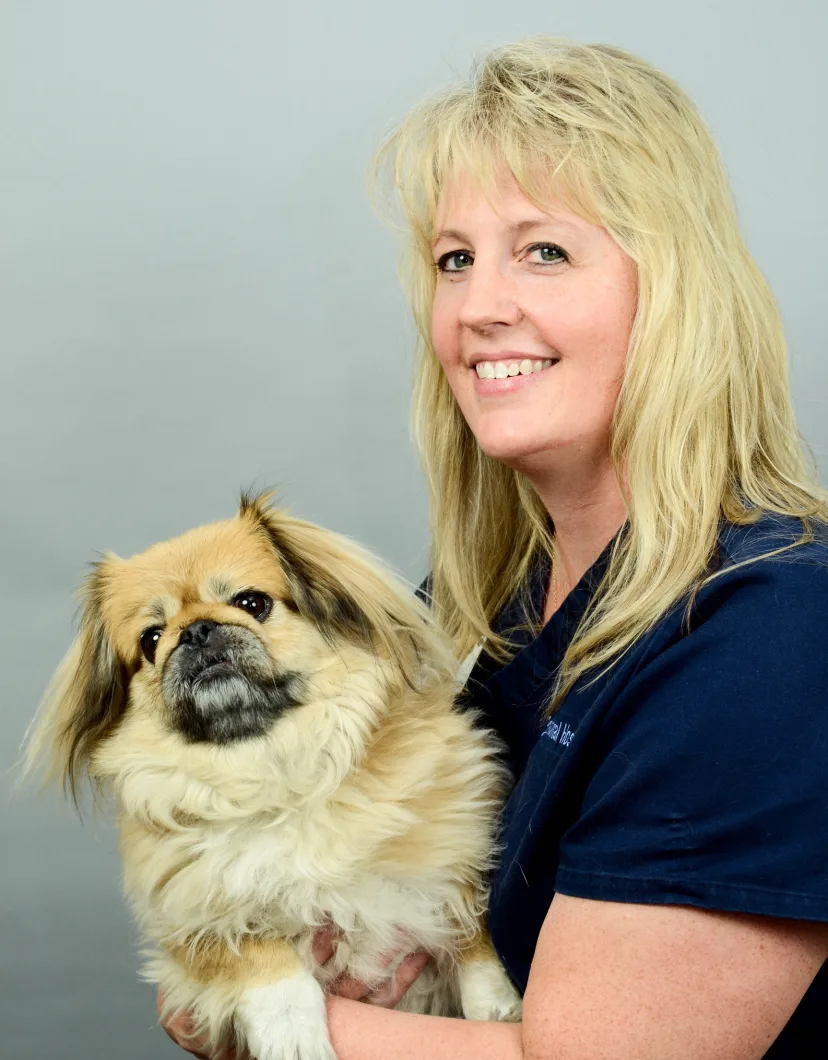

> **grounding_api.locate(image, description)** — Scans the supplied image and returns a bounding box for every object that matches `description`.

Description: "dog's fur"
[24,494,521,1059]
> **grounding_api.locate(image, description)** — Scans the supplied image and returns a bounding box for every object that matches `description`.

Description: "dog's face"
[39,493,439,798]
[100,510,311,747]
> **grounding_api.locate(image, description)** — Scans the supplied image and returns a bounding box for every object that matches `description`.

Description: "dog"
[24,492,521,1059]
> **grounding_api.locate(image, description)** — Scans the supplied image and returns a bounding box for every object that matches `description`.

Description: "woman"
[165,37,828,1058]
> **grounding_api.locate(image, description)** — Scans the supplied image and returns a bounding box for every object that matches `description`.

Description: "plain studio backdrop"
[1,2,825,1056]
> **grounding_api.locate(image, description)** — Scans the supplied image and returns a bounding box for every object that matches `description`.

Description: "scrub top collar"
[459,522,630,780]
[486,520,629,699]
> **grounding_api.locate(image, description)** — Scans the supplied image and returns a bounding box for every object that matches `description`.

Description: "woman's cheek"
[430,304,456,370]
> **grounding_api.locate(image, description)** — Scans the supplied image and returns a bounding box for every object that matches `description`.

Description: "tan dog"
[24,493,521,1059]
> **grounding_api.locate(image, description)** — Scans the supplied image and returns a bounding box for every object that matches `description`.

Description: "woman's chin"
[475,431,564,468]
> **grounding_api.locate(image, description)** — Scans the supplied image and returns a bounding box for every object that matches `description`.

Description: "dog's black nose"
[179,619,219,648]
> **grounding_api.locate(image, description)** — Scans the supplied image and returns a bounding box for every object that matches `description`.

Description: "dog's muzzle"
[161,619,303,744]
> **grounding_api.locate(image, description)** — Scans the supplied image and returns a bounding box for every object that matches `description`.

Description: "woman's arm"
[326,998,523,1060]
[523,895,828,1059]
[163,896,828,1058]
[324,895,828,1060]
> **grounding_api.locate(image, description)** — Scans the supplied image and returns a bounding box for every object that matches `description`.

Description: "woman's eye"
[231,591,273,622]
[435,249,473,273]
[527,243,568,264]
[140,627,163,663]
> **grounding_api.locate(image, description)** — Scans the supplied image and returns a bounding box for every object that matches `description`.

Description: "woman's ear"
[19,559,130,806]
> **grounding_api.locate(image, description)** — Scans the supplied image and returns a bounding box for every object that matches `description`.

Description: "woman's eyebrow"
[431,216,585,247]
[509,217,585,239]
[431,227,468,247]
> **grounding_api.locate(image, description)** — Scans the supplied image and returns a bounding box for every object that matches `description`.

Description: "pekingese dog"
[24,492,521,1059]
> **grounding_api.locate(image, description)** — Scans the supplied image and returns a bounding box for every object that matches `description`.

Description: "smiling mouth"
[474,357,558,379]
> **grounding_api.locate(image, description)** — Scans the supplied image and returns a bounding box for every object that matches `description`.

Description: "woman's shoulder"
[693,511,828,623]
[718,510,828,570]
[615,511,828,695]
[649,512,828,660]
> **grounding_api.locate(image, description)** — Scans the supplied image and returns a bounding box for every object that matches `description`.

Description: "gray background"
[1,1,825,1056]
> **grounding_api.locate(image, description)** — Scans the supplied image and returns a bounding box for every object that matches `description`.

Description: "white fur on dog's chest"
[138,811,452,955]
[221,827,449,944]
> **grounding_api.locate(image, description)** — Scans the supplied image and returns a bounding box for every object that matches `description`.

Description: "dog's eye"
[231,591,272,622]
[140,627,163,663]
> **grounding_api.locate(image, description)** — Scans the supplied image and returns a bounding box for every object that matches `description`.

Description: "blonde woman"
[165,38,828,1059]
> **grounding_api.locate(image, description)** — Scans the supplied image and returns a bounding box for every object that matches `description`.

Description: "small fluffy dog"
[25,493,521,1059]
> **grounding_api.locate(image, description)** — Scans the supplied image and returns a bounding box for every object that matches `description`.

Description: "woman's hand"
[158,992,250,1059]
[313,923,431,1006]
[158,925,430,1055]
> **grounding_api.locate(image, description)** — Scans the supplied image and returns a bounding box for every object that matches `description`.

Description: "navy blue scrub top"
[445,512,828,1057]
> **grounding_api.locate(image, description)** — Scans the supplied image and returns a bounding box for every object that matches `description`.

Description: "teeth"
[475,358,555,379]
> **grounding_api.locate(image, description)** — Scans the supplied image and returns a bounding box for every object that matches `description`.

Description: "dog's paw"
[457,958,523,1022]
[237,974,337,1060]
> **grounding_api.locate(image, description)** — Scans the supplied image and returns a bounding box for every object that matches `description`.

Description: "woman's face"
[430,173,638,473]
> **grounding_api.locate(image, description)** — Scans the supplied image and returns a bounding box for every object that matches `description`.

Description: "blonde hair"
[374,36,828,710]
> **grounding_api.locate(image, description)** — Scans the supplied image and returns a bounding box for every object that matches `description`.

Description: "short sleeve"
[554,557,828,921]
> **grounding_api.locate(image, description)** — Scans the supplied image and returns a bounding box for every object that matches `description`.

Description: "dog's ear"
[20,558,131,806]
[238,491,458,689]
[273,535,375,648]
[242,492,373,647]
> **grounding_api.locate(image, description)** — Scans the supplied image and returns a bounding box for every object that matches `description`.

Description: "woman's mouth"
[474,357,558,379]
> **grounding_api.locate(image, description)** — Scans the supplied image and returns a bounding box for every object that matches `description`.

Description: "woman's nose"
[457,261,523,331]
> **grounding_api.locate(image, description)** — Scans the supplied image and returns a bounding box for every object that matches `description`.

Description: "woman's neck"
[526,459,628,624]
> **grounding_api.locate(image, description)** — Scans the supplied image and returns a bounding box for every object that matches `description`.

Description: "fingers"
[160,1013,242,1060]
[157,936,429,1056]
[364,951,431,1008]
[329,973,373,1001]
[158,990,221,1058]
[312,922,343,966]
[329,951,431,1007]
